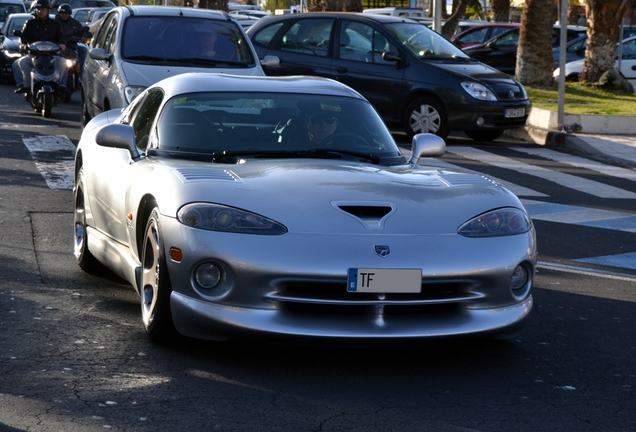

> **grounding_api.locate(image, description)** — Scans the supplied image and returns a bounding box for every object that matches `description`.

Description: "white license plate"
[505,108,525,118]
[347,268,422,293]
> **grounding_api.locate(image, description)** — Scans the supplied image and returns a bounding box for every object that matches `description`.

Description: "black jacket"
[56,16,88,43]
[20,16,66,46]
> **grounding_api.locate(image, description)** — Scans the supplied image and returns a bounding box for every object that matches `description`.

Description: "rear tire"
[403,97,449,140]
[140,208,177,343]
[464,130,504,142]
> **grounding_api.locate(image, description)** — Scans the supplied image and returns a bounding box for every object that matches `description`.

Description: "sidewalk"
[503,107,636,169]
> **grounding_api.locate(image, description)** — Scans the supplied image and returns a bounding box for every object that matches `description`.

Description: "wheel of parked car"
[463,129,504,142]
[73,168,101,272]
[80,90,91,128]
[404,97,449,140]
[141,207,177,343]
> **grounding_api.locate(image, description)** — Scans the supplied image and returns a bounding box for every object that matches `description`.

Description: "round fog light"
[476,117,485,126]
[510,265,529,290]
[194,263,222,289]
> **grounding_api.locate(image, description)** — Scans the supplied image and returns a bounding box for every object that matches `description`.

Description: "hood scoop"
[332,202,395,230]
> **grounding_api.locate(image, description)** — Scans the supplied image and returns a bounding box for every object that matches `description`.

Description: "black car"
[247,12,530,141]
[464,25,587,75]
[0,12,30,81]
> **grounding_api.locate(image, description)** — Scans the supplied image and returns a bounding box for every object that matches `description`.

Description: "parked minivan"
[247,12,530,141]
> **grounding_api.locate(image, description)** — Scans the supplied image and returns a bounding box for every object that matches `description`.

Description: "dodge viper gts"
[74,72,536,343]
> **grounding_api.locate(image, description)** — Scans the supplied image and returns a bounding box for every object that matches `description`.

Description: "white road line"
[22,135,75,190]
[406,151,546,197]
[512,147,636,182]
[448,146,636,199]
[522,199,636,232]
[538,261,636,282]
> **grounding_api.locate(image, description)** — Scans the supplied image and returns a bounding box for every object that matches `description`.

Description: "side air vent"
[332,202,395,230]
[438,173,496,187]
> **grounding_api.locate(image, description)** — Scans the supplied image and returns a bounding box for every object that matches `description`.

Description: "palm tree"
[491,0,511,22]
[307,0,362,11]
[198,0,228,10]
[515,0,555,86]
[580,0,630,83]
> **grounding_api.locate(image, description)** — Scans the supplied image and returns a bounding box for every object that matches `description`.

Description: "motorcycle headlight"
[461,81,497,101]
[124,85,146,105]
[458,207,532,237]
[178,203,288,235]
[65,58,77,68]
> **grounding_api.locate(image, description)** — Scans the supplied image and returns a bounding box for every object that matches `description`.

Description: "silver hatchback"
[81,5,271,126]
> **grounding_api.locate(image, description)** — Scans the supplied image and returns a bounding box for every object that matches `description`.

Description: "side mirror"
[261,55,280,67]
[89,47,112,62]
[13,29,22,37]
[382,51,401,62]
[95,124,141,160]
[408,133,446,164]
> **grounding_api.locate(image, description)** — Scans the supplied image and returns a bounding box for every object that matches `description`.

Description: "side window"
[281,18,333,57]
[130,89,163,151]
[340,21,397,65]
[102,14,118,55]
[92,12,115,49]
[252,22,284,48]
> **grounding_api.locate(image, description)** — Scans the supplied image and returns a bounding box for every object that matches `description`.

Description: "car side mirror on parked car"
[260,55,280,67]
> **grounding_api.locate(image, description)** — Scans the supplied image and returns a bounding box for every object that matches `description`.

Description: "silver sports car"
[74,72,537,343]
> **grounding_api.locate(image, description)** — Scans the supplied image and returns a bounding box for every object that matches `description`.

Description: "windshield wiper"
[212,148,380,163]
[170,58,249,67]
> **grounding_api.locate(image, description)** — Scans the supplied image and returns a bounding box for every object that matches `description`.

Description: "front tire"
[141,208,177,342]
[80,90,91,128]
[42,92,52,118]
[403,97,449,140]
[74,168,101,272]
[464,130,504,142]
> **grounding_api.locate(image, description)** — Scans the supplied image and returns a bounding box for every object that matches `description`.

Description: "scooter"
[16,39,63,118]
[62,28,91,103]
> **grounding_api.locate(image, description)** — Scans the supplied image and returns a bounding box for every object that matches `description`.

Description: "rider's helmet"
[58,3,72,14]
[32,0,51,9]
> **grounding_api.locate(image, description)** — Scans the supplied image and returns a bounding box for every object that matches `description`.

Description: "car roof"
[249,11,420,25]
[114,5,230,20]
[151,73,366,101]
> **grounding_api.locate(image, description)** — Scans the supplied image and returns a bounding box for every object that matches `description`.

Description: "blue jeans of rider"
[14,55,68,91]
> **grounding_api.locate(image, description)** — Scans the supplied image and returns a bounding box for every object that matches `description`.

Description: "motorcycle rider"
[13,0,67,95]
[55,4,88,80]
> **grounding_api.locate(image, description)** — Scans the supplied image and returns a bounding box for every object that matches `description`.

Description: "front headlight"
[178,203,287,235]
[124,85,146,105]
[458,207,532,237]
[461,81,497,101]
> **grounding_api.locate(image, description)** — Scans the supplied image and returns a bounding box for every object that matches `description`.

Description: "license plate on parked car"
[505,108,525,118]
[347,268,422,293]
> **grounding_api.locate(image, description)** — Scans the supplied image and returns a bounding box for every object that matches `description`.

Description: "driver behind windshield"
[282,101,344,147]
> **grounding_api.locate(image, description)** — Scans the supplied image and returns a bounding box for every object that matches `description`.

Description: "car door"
[618,37,636,88]
[84,10,118,116]
[482,30,519,74]
[252,16,334,77]
[328,19,406,119]
[85,88,163,245]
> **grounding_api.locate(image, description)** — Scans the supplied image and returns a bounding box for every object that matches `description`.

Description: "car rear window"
[122,16,255,65]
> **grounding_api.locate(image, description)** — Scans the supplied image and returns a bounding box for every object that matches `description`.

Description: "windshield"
[3,15,29,35]
[385,22,469,59]
[122,16,255,65]
[154,92,402,162]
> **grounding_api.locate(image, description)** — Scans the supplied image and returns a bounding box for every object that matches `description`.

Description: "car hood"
[1,37,19,50]
[430,61,526,97]
[120,61,264,87]
[152,158,524,235]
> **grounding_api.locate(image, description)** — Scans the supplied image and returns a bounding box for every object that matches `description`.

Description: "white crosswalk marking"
[512,147,636,182]
[447,146,636,199]
[22,135,75,190]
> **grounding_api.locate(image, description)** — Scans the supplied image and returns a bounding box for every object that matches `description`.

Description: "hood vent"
[174,168,242,183]
[438,173,496,187]
[333,202,395,230]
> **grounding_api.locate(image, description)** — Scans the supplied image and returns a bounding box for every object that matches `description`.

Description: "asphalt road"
[1,84,635,432]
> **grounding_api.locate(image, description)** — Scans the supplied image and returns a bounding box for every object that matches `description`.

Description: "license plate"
[347,268,422,293]
[505,108,525,118]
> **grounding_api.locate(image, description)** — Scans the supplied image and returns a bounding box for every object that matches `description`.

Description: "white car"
[554,34,636,90]
[81,5,278,126]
